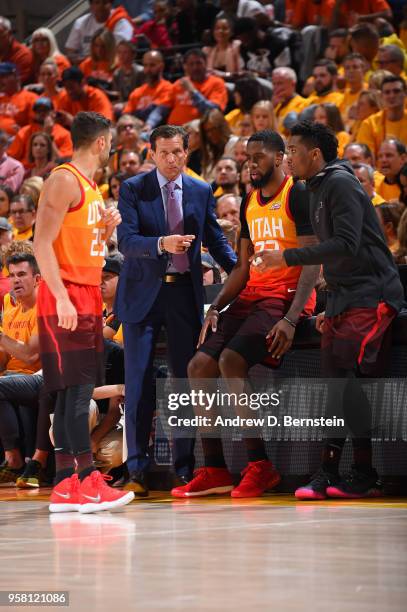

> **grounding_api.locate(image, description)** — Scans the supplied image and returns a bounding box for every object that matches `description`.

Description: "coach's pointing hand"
[57,296,78,331]
[163,234,195,254]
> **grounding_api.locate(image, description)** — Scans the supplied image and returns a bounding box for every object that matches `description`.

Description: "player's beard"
[250,166,275,188]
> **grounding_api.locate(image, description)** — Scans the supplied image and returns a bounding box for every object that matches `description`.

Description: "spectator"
[106,171,127,208]
[313,103,351,157]
[0,217,12,247]
[356,75,407,158]
[79,28,117,89]
[26,132,56,179]
[307,60,344,107]
[8,97,73,167]
[349,23,380,69]
[324,28,350,68]
[332,0,392,28]
[0,17,33,84]
[213,157,240,197]
[0,130,24,192]
[65,0,134,63]
[135,1,175,49]
[102,255,123,341]
[200,108,238,181]
[9,195,36,242]
[251,100,277,132]
[399,163,407,206]
[115,0,154,23]
[271,67,306,136]
[339,53,367,127]
[218,0,268,25]
[166,48,228,125]
[239,158,251,195]
[20,177,44,209]
[0,249,42,483]
[55,66,113,128]
[0,62,38,135]
[285,0,335,81]
[376,44,405,77]
[233,137,248,167]
[394,207,407,263]
[376,138,406,201]
[353,162,385,205]
[124,50,172,131]
[216,217,239,253]
[0,183,13,217]
[29,28,70,82]
[112,41,144,104]
[183,119,202,175]
[36,59,64,108]
[119,149,142,176]
[350,89,382,139]
[368,68,393,91]
[233,17,283,78]
[225,76,263,132]
[216,193,241,228]
[376,201,404,254]
[203,17,243,80]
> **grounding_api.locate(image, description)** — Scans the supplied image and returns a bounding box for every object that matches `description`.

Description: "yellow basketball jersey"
[41,162,106,286]
[241,175,314,312]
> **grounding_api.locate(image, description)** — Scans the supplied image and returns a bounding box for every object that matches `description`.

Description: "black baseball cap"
[103,255,123,276]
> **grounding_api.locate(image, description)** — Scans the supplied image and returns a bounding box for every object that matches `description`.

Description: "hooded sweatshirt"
[284,159,404,317]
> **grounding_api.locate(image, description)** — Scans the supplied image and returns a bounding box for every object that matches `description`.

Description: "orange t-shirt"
[286,0,335,28]
[0,89,38,135]
[0,39,33,84]
[79,57,115,83]
[41,162,107,286]
[55,85,113,121]
[124,79,173,113]
[2,301,41,374]
[8,122,73,166]
[167,75,227,125]
[240,176,315,313]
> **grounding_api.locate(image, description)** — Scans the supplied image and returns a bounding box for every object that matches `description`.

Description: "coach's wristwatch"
[159,236,167,253]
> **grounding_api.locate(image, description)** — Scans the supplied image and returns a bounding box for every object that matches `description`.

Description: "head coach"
[115,125,237,495]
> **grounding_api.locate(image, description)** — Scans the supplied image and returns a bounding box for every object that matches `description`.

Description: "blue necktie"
[166,181,189,273]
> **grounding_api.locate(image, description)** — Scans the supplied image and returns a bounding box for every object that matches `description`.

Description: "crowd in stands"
[0,0,407,488]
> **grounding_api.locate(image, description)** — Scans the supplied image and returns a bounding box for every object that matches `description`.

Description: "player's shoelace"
[88,470,113,490]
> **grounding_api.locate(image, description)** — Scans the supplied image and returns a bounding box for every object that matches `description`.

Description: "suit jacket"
[115,169,236,323]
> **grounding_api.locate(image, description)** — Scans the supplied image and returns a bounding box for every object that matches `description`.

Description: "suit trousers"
[123,281,201,477]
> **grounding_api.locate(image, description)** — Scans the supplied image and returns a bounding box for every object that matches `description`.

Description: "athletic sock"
[244,438,268,463]
[321,442,344,474]
[201,438,227,468]
[352,439,373,472]
[54,452,75,484]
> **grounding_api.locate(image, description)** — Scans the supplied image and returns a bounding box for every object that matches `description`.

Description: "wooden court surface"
[1,488,406,611]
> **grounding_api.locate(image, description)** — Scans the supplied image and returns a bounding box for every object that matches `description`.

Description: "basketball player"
[173,130,320,499]
[254,121,404,499]
[34,111,134,513]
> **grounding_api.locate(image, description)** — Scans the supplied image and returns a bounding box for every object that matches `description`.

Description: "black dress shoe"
[173,474,191,488]
[123,471,149,497]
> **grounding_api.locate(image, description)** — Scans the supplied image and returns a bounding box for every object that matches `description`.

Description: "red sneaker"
[171,467,233,498]
[231,460,281,498]
[79,470,135,514]
[49,474,80,513]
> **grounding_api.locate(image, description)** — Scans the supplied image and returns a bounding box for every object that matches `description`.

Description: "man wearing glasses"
[9,194,36,242]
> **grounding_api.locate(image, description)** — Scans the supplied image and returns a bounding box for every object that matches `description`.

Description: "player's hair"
[290,121,338,162]
[248,130,285,154]
[6,252,40,275]
[71,111,111,149]
[150,125,189,151]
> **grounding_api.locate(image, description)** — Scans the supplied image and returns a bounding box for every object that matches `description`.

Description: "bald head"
[272,67,297,103]
[143,50,164,84]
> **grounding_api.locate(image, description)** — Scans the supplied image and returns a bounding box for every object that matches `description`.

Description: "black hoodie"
[284,159,404,317]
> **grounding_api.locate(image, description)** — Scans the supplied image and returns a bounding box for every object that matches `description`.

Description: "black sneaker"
[123,471,149,497]
[326,466,384,499]
[0,460,24,485]
[16,460,49,489]
[295,467,340,500]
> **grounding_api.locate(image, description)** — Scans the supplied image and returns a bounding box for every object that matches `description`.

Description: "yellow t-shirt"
[306,91,345,107]
[275,95,307,135]
[356,110,407,159]
[225,108,244,131]
[2,301,40,374]
[12,226,33,242]
[374,174,401,201]
[372,193,386,206]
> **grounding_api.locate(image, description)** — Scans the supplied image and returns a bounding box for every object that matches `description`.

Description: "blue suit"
[116,169,236,477]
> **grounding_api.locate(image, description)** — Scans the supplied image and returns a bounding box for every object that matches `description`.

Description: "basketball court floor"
[0,489,406,611]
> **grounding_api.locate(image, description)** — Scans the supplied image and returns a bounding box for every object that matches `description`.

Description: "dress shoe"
[123,471,149,497]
